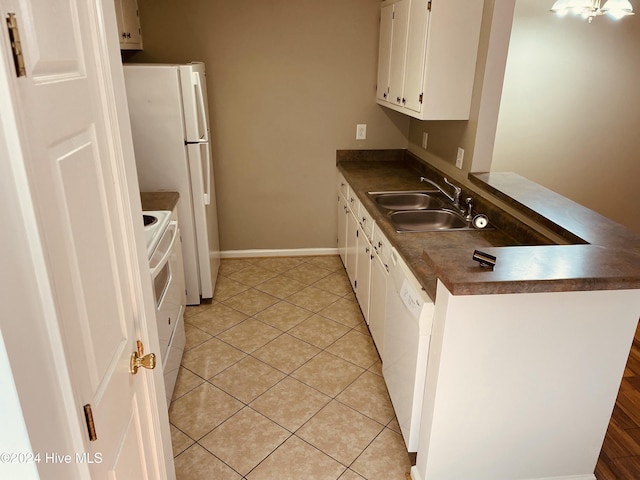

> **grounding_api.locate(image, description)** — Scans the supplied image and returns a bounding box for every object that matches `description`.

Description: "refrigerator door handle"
[192,72,209,142]
[203,143,211,206]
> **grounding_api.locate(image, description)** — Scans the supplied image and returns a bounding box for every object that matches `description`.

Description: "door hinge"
[5,13,26,78]
[419,93,424,104]
[83,404,98,442]
[427,1,432,11]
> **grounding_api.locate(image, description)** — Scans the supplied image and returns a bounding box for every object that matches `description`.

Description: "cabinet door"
[117,0,143,50]
[375,0,483,120]
[346,210,358,290]
[356,232,373,324]
[376,3,394,102]
[369,252,388,360]
[403,0,430,113]
[388,0,410,106]
[337,194,348,264]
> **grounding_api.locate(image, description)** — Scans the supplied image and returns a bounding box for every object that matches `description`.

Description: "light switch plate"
[456,147,464,169]
[356,124,367,140]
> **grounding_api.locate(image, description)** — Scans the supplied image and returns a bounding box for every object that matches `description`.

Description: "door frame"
[0,0,173,478]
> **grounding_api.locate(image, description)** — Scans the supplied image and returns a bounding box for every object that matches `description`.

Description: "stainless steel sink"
[368,191,445,211]
[389,209,469,232]
[367,190,492,232]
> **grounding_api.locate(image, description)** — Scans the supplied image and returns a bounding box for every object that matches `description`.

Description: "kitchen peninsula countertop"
[140,191,179,212]
[337,151,640,299]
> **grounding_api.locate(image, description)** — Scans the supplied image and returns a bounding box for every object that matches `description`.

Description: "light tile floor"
[170,256,412,480]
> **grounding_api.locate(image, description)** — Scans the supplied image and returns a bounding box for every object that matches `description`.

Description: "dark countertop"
[337,151,640,299]
[140,191,179,212]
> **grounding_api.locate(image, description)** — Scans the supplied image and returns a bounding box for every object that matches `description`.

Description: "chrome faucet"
[420,176,462,210]
[464,197,473,221]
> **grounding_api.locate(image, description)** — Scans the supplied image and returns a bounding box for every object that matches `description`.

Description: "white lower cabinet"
[369,249,388,358]
[337,193,348,263]
[355,227,373,323]
[337,172,435,454]
[336,174,393,354]
[345,207,358,289]
[337,173,349,264]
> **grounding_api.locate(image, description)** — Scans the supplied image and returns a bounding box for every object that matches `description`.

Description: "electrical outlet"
[456,147,464,169]
[356,124,367,140]
[422,132,428,149]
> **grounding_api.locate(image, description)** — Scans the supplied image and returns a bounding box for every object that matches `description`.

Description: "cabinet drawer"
[372,226,392,268]
[359,203,374,240]
[338,172,349,200]
[347,190,360,216]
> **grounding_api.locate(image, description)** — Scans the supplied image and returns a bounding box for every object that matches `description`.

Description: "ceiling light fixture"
[550,0,634,22]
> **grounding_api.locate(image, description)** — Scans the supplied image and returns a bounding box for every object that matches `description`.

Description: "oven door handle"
[150,221,178,278]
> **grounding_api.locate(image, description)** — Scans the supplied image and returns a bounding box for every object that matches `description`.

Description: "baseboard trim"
[220,248,339,259]
[409,465,594,480]
[409,466,421,480]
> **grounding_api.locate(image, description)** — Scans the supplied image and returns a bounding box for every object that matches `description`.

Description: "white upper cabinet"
[376,2,395,103]
[116,0,143,50]
[376,0,483,120]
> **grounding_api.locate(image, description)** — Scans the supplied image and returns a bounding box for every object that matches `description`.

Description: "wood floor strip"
[596,321,640,479]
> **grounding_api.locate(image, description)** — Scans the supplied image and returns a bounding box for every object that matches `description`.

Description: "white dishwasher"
[383,248,434,452]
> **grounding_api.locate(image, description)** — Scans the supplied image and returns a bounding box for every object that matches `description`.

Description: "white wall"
[491,0,640,233]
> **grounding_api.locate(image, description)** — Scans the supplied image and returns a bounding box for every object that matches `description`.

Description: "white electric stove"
[142,209,186,406]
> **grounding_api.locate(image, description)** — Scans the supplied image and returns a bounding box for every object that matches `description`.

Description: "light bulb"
[602,0,635,18]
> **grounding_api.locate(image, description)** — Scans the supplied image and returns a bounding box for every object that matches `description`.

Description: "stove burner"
[143,214,157,227]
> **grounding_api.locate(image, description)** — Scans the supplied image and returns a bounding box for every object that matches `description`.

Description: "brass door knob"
[130,340,156,374]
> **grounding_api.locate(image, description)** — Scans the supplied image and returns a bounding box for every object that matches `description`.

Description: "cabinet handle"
[402,98,406,105]
[396,96,401,103]
[378,241,382,248]
[366,247,370,253]
[383,92,387,99]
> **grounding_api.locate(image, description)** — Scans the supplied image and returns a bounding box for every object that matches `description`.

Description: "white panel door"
[0,0,169,478]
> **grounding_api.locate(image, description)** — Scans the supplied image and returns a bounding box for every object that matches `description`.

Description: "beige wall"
[491,0,640,234]
[129,0,409,251]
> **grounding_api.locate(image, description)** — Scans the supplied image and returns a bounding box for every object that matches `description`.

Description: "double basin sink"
[368,190,488,232]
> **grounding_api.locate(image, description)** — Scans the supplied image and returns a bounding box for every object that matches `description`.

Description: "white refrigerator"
[124,62,220,305]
